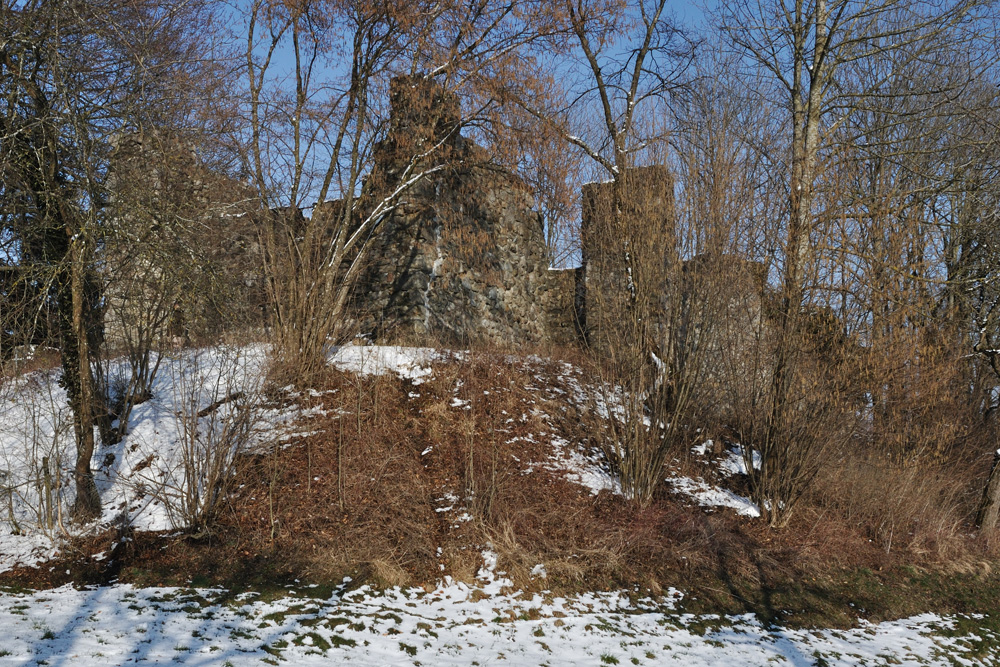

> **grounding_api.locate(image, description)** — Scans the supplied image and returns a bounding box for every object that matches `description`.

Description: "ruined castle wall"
[359,167,562,345]
[103,133,264,348]
[579,166,676,351]
[544,267,584,346]
[354,77,576,346]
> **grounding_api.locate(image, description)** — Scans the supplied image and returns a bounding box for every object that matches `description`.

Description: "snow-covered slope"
[0,345,311,571]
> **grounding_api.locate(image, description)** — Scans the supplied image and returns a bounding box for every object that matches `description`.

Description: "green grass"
[675,565,1000,629]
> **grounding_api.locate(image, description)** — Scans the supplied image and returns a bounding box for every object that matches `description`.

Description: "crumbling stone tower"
[579,165,677,351]
[356,77,576,345]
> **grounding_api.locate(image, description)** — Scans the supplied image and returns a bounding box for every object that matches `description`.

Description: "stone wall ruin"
[352,77,579,346]
[339,78,769,358]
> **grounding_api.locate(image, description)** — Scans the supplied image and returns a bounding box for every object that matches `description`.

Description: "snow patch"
[0,583,982,665]
[665,475,761,518]
[546,436,621,496]
[328,345,458,385]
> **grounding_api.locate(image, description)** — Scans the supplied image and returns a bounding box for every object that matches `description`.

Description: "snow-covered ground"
[0,345,315,572]
[1,345,996,666]
[328,344,455,384]
[663,440,763,517]
[0,576,993,666]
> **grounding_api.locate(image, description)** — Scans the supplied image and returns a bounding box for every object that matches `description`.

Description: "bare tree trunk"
[756,73,821,526]
[68,236,101,522]
[976,449,1000,532]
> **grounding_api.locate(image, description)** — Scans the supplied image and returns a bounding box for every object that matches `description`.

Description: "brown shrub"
[811,449,983,564]
[81,342,995,605]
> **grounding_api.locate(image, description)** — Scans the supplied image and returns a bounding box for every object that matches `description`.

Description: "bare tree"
[240,0,546,382]
[818,37,1000,525]
[0,0,218,520]
[715,0,991,526]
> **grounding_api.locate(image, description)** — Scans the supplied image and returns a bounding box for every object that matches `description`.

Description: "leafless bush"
[734,379,851,528]
[0,373,74,535]
[593,373,672,504]
[584,168,728,504]
[719,309,862,528]
[146,347,262,535]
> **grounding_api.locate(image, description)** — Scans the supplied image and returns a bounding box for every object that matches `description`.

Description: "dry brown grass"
[808,444,996,569]
[214,345,1000,595]
[12,341,995,617]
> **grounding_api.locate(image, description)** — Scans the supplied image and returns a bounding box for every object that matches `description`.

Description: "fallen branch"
[197,392,245,418]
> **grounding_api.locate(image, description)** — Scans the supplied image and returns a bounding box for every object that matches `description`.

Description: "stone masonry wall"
[579,166,676,352]
[354,77,576,346]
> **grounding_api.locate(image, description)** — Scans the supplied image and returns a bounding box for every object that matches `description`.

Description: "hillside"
[0,344,999,664]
